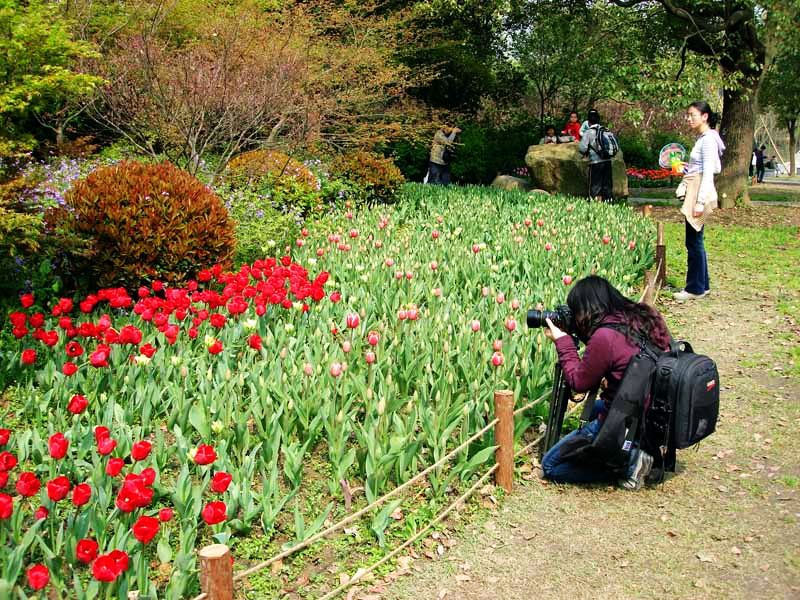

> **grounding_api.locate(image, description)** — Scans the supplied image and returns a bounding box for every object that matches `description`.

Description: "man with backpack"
[578,109,618,203]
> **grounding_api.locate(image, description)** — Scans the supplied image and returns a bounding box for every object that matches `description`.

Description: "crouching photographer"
[537,276,671,490]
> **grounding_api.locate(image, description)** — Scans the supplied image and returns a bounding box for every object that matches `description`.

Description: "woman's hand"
[693,202,705,218]
[543,317,567,342]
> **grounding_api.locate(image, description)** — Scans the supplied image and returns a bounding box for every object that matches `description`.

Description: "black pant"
[589,161,613,202]
[756,165,765,183]
[428,161,451,185]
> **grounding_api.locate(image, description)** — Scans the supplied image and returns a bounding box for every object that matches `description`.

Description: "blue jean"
[542,400,639,483]
[685,219,709,295]
[428,161,451,185]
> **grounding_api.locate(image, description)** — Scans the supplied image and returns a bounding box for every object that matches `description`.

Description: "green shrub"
[218,185,300,265]
[330,151,405,204]
[62,160,234,287]
[619,134,651,168]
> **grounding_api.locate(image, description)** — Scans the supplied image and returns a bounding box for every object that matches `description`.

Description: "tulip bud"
[377,398,386,415]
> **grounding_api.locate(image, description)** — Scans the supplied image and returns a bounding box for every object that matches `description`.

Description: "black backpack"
[590,126,620,160]
[558,328,719,475]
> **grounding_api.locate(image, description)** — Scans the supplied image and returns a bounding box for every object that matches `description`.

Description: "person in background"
[578,109,613,203]
[540,124,560,145]
[749,148,757,182]
[562,111,582,141]
[427,125,461,185]
[673,100,725,302]
[756,145,767,183]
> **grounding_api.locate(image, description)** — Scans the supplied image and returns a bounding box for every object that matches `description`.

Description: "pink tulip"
[303,363,314,376]
[397,310,407,321]
[628,240,636,250]
[405,272,413,280]
[431,230,440,240]
[432,287,442,297]
[493,339,503,351]
[472,244,480,254]
[471,320,480,332]
[537,218,544,227]
[563,275,573,285]
[330,362,343,377]
[407,308,418,321]
[367,332,380,346]
[524,218,532,227]
[545,243,552,251]
[430,261,438,271]
[342,341,352,353]
[385,258,395,267]
[491,352,504,367]
[374,240,382,248]
[496,293,505,304]
[394,271,403,280]
[345,313,360,329]
[602,235,611,244]
[505,318,517,332]
[349,229,359,239]
[365,351,376,364]
[511,299,520,310]
[481,287,490,297]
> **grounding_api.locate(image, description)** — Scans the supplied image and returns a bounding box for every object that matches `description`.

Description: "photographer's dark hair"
[688,101,718,129]
[566,276,670,349]
[587,109,600,125]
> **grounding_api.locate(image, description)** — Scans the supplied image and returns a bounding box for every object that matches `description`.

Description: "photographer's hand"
[543,317,567,342]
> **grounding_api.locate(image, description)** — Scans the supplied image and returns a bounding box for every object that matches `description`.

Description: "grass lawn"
[631,185,800,203]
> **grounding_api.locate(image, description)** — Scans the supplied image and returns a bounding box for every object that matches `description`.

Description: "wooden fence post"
[494,390,514,493]
[199,544,234,600]
[655,221,666,288]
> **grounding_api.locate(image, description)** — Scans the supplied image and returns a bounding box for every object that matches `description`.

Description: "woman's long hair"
[566,276,670,349]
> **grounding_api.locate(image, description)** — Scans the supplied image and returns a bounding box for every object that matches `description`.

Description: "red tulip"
[67,394,88,414]
[97,436,117,456]
[21,349,36,365]
[131,440,152,461]
[132,515,160,544]
[34,505,48,520]
[0,428,8,446]
[106,457,125,476]
[66,340,84,357]
[0,493,12,519]
[46,475,71,502]
[201,501,227,525]
[0,471,7,488]
[248,334,263,350]
[139,467,156,486]
[207,340,223,355]
[367,331,380,346]
[94,426,110,441]
[159,507,174,522]
[115,476,153,512]
[330,291,341,303]
[210,471,232,493]
[48,433,69,459]
[92,550,129,582]
[20,293,34,308]
[0,451,17,471]
[26,564,49,590]
[16,472,41,497]
[194,444,217,466]
[72,483,92,506]
[89,346,110,368]
[76,539,99,564]
[62,362,78,376]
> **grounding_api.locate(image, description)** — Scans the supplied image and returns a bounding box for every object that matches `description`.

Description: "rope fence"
[194,219,668,600]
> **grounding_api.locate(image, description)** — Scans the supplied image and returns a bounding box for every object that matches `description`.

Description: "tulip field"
[0,184,655,598]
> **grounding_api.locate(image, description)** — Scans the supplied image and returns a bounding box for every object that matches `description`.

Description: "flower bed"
[626,167,675,188]
[0,184,654,597]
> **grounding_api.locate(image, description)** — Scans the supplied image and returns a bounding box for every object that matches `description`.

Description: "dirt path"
[383,209,800,600]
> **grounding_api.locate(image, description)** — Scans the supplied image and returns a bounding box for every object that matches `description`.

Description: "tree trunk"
[718,83,759,208]
[789,118,797,177]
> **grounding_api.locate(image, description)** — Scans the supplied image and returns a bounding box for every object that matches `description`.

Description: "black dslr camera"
[527,304,588,454]
[526,304,574,334]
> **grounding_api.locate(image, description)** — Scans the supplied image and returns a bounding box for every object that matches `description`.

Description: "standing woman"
[673,101,725,302]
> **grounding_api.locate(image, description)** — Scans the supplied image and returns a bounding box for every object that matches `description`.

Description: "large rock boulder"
[490,175,532,192]
[524,142,628,199]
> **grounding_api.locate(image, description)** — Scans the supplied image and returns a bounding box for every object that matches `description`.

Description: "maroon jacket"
[554,315,668,414]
